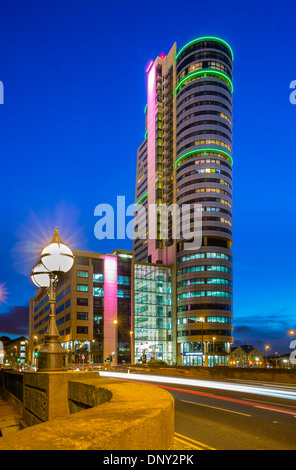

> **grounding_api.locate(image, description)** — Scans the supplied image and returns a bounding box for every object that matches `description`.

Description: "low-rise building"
[0,336,29,368]
[230,345,263,368]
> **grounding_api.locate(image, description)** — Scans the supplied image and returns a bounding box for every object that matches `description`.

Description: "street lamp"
[265,345,270,367]
[213,337,216,367]
[199,317,205,367]
[289,330,295,342]
[130,331,134,365]
[289,331,295,368]
[31,227,74,371]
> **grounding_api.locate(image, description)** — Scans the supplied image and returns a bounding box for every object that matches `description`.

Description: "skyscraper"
[134,37,234,366]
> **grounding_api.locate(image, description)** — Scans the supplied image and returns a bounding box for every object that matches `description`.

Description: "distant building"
[1,336,29,367]
[268,353,291,369]
[230,345,263,367]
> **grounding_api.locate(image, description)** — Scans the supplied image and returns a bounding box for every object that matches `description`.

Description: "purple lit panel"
[147,64,157,261]
[104,256,118,360]
[146,60,153,73]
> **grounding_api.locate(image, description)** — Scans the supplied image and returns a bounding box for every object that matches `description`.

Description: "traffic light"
[105,354,113,363]
[34,348,39,357]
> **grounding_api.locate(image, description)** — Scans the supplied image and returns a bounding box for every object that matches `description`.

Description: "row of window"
[177,118,232,138]
[176,41,232,67]
[37,326,86,337]
[177,88,232,109]
[56,313,71,326]
[178,176,232,191]
[178,291,233,300]
[176,72,232,96]
[56,285,71,303]
[176,156,232,172]
[178,329,233,337]
[177,99,232,122]
[199,206,232,217]
[56,299,71,315]
[177,317,232,324]
[177,186,232,201]
[178,138,232,156]
[178,303,233,312]
[177,110,232,129]
[177,50,232,74]
[177,129,232,149]
[177,60,232,83]
[178,265,233,275]
[34,303,50,322]
[176,78,232,105]
[179,251,232,263]
[177,167,232,182]
[177,278,233,288]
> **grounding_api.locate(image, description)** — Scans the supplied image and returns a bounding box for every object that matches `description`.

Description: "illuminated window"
[77,270,88,278]
[77,285,88,292]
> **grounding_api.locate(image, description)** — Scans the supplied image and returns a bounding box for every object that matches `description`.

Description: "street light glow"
[0,282,9,304]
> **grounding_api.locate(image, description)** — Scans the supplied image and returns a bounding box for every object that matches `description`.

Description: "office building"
[134,37,234,366]
[29,249,173,365]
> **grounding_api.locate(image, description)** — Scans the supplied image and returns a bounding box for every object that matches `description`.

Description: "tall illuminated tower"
[134,37,234,366]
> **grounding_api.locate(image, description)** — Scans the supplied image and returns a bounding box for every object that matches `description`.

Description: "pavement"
[0,393,22,437]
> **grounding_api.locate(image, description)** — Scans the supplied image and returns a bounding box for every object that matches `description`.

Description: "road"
[100,371,296,450]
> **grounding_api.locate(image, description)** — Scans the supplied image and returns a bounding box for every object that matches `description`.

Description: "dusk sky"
[0,0,295,354]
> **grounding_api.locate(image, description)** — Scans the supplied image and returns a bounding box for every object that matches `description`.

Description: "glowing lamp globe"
[40,227,74,274]
[31,263,51,288]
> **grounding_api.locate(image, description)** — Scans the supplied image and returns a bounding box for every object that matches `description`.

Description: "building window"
[93,273,104,283]
[117,276,130,286]
[77,298,88,306]
[93,287,104,297]
[77,326,88,334]
[77,285,89,292]
[77,313,88,320]
[77,270,89,278]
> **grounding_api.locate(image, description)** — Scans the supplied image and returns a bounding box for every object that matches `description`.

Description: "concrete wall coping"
[0,375,174,450]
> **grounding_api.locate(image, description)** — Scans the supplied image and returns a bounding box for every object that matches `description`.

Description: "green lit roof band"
[175,69,233,94]
[176,36,234,61]
[136,191,148,205]
[175,148,233,167]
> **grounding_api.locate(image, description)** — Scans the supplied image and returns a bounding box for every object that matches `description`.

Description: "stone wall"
[0,372,174,450]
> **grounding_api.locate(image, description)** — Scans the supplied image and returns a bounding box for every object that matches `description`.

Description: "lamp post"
[289,330,295,368]
[212,337,216,367]
[199,317,205,367]
[265,345,270,368]
[112,319,118,365]
[130,331,134,365]
[31,227,74,371]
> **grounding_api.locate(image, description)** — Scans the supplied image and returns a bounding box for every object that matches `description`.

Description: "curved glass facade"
[175,38,233,366]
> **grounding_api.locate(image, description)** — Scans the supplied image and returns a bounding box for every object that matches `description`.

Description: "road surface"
[100,371,296,450]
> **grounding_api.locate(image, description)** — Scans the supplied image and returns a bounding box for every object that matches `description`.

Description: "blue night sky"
[0,0,295,354]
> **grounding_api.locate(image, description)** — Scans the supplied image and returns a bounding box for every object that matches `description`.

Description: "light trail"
[99,371,296,401]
